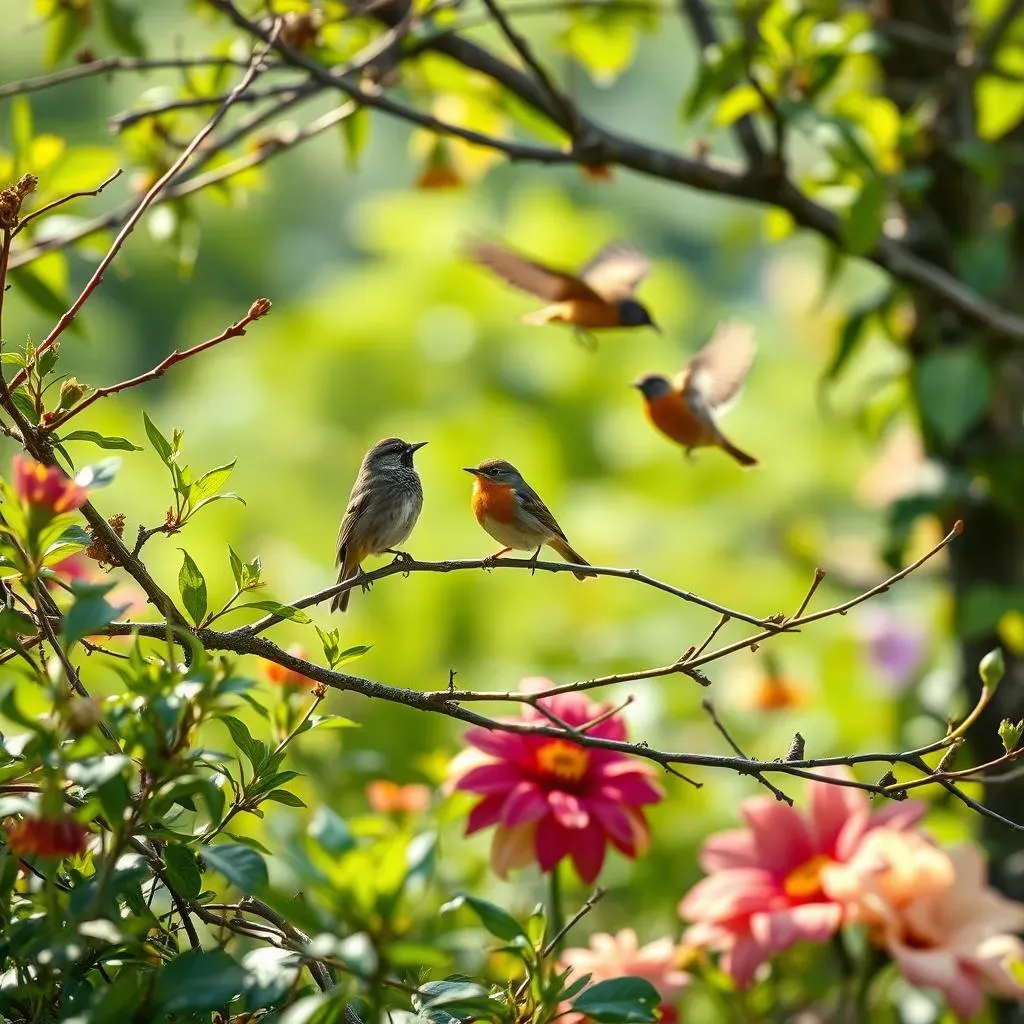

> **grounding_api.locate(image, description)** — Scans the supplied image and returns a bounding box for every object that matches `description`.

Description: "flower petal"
[807,769,868,857]
[679,868,778,924]
[501,782,549,827]
[568,820,607,883]
[740,798,815,877]
[548,790,589,829]
[463,728,529,760]
[491,823,537,878]
[888,942,985,1020]
[749,902,842,955]
[455,762,524,795]
[466,795,505,834]
[536,816,570,872]
[699,828,759,872]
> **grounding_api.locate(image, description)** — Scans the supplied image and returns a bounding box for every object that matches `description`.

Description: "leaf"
[571,977,661,1024]
[178,550,208,626]
[308,806,355,855]
[201,842,269,893]
[63,581,128,647]
[219,714,267,772]
[977,73,1024,141]
[60,430,142,452]
[143,412,173,464]
[97,0,146,57]
[11,96,33,171]
[66,754,128,791]
[336,644,372,666]
[841,177,888,256]
[44,8,87,68]
[342,106,371,170]
[9,266,72,325]
[241,947,301,1010]
[915,347,991,446]
[189,460,236,507]
[239,600,312,624]
[714,83,762,126]
[163,843,202,899]
[264,788,306,807]
[229,546,244,588]
[441,893,526,941]
[0,607,37,652]
[153,948,247,1013]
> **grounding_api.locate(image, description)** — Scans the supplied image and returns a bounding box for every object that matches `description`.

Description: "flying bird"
[632,321,758,467]
[467,239,659,348]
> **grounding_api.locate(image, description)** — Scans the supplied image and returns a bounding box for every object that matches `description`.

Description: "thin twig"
[792,569,826,620]
[14,170,123,236]
[701,698,792,804]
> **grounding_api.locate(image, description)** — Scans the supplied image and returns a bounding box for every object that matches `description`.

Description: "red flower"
[366,780,431,814]
[449,680,664,883]
[264,644,314,686]
[7,815,89,858]
[13,455,88,517]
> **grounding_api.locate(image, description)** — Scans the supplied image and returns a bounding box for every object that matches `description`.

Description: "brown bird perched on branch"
[466,239,659,348]
[632,321,758,467]
[464,459,596,579]
[331,437,427,613]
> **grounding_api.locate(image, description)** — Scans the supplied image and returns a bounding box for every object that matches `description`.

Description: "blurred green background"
[0,0,962,988]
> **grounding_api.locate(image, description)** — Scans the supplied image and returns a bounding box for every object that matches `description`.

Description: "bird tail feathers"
[548,538,598,581]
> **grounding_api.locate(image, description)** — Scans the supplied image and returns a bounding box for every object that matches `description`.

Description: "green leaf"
[714,83,762,126]
[201,842,268,893]
[958,584,1024,638]
[164,843,202,899]
[189,460,236,507]
[915,347,991,446]
[342,106,371,170]
[264,788,306,807]
[308,806,355,855]
[977,73,1024,141]
[97,0,146,57]
[229,546,244,588]
[60,430,142,452]
[9,266,72,325]
[143,412,173,464]
[571,977,661,1024]
[63,581,128,647]
[441,893,526,941]
[153,949,247,1013]
[0,607,37,652]
[178,549,208,626]
[238,600,311,624]
[11,96,33,171]
[241,947,301,1010]
[44,8,87,68]
[841,177,888,256]
[219,714,267,772]
[66,754,128,791]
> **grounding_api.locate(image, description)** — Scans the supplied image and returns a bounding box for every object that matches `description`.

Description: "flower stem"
[547,861,565,954]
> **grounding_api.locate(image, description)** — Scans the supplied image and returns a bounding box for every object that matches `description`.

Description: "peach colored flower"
[7,815,89,858]
[448,680,663,883]
[13,455,88,518]
[679,769,924,986]
[264,644,314,687]
[822,829,1024,1019]
[560,930,689,1024]
[744,670,807,712]
[366,780,431,815]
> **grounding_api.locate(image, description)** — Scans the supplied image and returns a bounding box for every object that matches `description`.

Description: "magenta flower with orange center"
[6,814,89,858]
[448,680,663,883]
[13,455,88,518]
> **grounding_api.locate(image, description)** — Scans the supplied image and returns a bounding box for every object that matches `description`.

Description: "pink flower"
[858,608,929,693]
[13,455,88,518]
[679,769,924,986]
[448,680,664,883]
[560,930,690,1024]
[822,829,1024,1019]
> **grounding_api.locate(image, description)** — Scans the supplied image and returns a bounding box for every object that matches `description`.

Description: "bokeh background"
[0,0,968,1014]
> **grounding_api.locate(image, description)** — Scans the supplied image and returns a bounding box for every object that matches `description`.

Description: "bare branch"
[13,170,123,236]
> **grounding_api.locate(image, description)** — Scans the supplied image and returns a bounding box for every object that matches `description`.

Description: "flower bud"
[248,297,272,320]
[979,647,1006,690]
[57,377,86,410]
[998,718,1023,754]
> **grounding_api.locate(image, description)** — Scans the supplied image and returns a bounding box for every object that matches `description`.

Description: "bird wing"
[579,242,652,301]
[467,241,601,302]
[674,321,756,413]
[515,485,570,543]
[336,486,369,564]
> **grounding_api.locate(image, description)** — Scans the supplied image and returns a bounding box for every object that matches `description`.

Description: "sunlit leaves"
[178,549,208,626]
[840,177,888,256]
[63,580,129,647]
[201,842,269,893]
[571,978,661,1023]
[914,348,991,446]
[714,84,763,127]
[153,949,248,1014]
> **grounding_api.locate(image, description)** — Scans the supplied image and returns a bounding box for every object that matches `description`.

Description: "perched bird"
[467,239,659,347]
[633,321,758,467]
[331,437,427,613]
[463,459,596,579]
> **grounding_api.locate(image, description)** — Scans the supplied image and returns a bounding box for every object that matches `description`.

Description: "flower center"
[535,740,589,783]
[783,853,834,900]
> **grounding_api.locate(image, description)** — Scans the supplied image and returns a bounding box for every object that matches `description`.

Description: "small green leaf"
[341,106,371,170]
[264,789,306,807]
[11,96,33,171]
[153,949,247,1013]
[220,714,267,772]
[9,266,72,324]
[308,807,355,855]
[60,430,142,452]
[164,843,202,899]
[571,977,661,1024]
[241,947,301,1010]
[44,8,87,68]
[189,460,236,507]
[143,412,173,464]
[239,600,311,624]
[201,843,268,893]
[178,550,208,626]
[97,0,146,57]
[228,546,244,588]
[63,581,128,647]
[841,177,888,256]
[714,83,762,126]
[441,893,526,941]
[915,347,991,446]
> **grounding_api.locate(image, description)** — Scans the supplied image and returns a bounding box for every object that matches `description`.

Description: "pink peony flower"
[560,930,690,1024]
[822,829,1024,1019]
[679,769,925,986]
[448,680,664,883]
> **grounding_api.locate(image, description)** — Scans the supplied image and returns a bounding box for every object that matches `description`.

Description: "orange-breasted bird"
[463,459,596,579]
[632,321,758,467]
[467,239,659,347]
[331,437,427,613]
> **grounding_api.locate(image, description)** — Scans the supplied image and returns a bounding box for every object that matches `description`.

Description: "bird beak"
[463,467,482,476]
[630,379,643,390]
[407,441,428,453]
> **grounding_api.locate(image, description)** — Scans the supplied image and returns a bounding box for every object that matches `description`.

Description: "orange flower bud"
[264,644,315,687]
[13,455,88,518]
[7,815,89,858]
[366,780,431,814]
